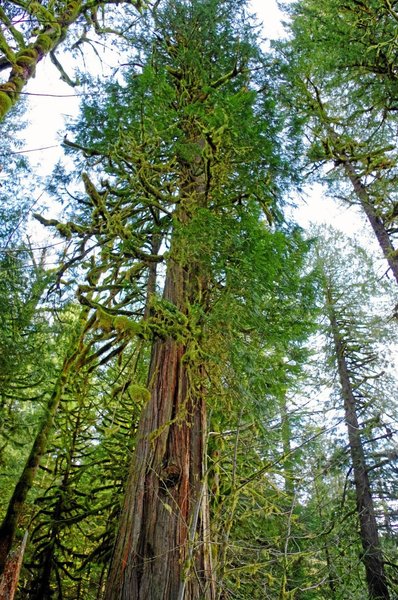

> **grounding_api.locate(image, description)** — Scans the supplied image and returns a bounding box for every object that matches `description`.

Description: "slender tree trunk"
[0,311,94,573]
[340,160,398,284]
[0,375,66,572]
[313,478,337,598]
[104,255,215,600]
[310,85,398,284]
[325,285,390,600]
[29,393,86,599]
[279,392,294,498]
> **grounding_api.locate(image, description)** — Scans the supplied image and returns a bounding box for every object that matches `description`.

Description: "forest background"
[0,0,398,599]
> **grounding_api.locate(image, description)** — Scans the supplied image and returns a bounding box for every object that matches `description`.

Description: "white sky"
[252,0,285,39]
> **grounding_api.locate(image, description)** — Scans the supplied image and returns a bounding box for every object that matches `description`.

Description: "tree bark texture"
[104,257,215,600]
[326,286,390,600]
[0,530,28,600]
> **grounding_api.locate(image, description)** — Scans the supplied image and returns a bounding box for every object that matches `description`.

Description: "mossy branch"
[210,61,244,89]
[33,213,85,239]
[63,136,104,157]
[0,29,16,64]
[0,7,25,48]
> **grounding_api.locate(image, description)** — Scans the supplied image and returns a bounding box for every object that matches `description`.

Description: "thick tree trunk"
[326,286,390,600]
[104,257,215,600]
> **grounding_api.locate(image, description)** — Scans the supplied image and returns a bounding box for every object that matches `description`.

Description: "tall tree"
[315,228,396,599]
[32,1,318,597]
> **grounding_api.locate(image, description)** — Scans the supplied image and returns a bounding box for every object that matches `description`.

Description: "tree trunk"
[0,375,65,573]
[279,392,295,498]
[0,311,94,573]
[326,285,390,600]
[341,160,398,285]
[307,84,398,285]
[0,530,28,600]
[29,394,86,599]
[104,256,215,600]
[317,98,398,284]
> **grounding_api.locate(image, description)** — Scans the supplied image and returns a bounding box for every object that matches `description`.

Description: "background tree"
[0,101,59,575]
[276,0,398,287]
[313,227,398,598]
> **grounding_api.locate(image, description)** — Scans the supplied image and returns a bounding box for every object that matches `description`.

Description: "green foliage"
[276,0,398,287]
[4,1,398,598]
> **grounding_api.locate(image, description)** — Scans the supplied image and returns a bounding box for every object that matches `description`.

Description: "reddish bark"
[0,531,28,600]
[104,258,215,600]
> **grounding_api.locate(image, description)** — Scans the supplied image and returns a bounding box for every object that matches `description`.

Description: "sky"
[17,0,371,247]
[252,0,285,39]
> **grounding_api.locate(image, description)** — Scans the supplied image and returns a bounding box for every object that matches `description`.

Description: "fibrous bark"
[0,530,28,600]
[104,255,215,600]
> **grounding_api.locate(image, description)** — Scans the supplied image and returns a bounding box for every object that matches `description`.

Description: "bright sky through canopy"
[20,0,367,243]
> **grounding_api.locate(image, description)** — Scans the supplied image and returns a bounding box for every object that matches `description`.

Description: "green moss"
[49,23,62,39]
[55,223,72,239]
[12,76,25,93]
[36,33,54,54]
[64,0,81,20]
[29,2,56,23]
[16,51,38,76]
[114,315,142,335]
[181,343,202,365]
[0,91,13,118]
[108,214,129,240]
[17,48,38,60]
[124,263,145,281]
[148,297,191,342]
[96,308,114,333]
[129,384,151,403]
